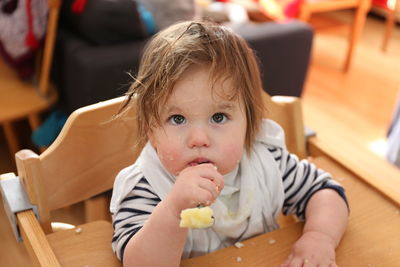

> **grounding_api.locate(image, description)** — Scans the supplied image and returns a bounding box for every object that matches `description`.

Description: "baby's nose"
[188,127,210,148]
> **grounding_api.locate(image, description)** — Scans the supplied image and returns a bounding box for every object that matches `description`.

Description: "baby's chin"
[217,165,237,175]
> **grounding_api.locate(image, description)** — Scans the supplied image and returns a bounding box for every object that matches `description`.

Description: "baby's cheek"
[158,147,184,175]
[220,144,244,174]
[226,136,244,157]
[228,146,243,162]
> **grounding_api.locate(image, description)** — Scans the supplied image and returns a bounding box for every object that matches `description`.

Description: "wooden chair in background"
[0,92,305,266]
[379,0,399,51]
[0,0,61,157]
[297,0,372,71]
[232,0,371,71]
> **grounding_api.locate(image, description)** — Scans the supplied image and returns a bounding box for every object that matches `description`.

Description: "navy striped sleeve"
[268,145,348,220]
[111,176,161,261]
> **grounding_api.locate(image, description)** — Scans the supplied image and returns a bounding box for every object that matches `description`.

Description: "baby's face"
[148,65,247,176]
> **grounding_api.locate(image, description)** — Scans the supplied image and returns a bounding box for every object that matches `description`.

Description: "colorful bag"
[0,0,48,79]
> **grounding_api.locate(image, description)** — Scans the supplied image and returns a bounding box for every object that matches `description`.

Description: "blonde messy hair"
[120,20,265,151]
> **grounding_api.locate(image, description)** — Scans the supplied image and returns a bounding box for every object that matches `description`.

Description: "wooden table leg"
[343,0,371,71]
[2,122,19,157]
[28,113,47,153]
[382,3,397,52]
[28,113,41,130]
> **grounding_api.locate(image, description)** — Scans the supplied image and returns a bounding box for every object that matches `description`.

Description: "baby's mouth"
[189,158,212,166]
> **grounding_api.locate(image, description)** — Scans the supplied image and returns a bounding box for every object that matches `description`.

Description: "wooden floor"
[0,10,399,266]
[304,10,400,158]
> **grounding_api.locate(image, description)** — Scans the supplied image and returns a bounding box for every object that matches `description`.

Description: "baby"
[110,20,348,267]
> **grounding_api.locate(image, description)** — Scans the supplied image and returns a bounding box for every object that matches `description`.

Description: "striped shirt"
[111,144,347,260]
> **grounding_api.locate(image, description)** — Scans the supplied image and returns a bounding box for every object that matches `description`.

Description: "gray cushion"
[61,0,147,45]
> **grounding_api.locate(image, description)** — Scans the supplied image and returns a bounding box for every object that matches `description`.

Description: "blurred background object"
[372,0,399,51]
[386,89,400,167]
[0,0,60,157]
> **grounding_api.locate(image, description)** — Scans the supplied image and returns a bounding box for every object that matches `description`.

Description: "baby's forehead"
[158,64,243,109]
[162,89,242,113]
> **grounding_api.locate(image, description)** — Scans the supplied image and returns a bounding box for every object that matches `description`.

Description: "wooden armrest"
[16,210,61,267]
[308,137,400,206]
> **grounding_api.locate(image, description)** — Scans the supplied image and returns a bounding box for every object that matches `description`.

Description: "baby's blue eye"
[169,114,186,125]
[211,113,227,123]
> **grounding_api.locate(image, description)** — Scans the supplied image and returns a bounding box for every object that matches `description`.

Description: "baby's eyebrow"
[215,102,236,111]
[165,102,237,114]
[165,105,183,114]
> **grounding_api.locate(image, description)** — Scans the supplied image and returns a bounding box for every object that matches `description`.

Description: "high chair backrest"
[15,97,141,231]
[261,92,306,159]
[14,92,305,232]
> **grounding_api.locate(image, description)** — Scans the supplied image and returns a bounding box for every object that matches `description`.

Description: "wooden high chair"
[298,0,372,71]
[0,0,61,156]
[0,92,306,266]
[0,96,142,266]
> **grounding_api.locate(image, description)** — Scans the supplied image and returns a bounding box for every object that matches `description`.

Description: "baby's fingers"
[280,253,292,267]
[198,179,221,202]
[280,256,321,267]
[193,187,214,207]
[189,163,224,190]
[286,257,307,267]
[282,259,338,267]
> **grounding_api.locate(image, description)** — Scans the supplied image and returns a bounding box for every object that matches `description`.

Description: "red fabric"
[25,0,38,49]
[373,0,390,9]
[0,40,37,80]
[255,0,300,21]
[26,31,38,48]
[284,0,301,18]
[71,0,88,13]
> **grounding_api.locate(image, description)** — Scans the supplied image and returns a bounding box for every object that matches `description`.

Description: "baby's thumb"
[279,253,292,267]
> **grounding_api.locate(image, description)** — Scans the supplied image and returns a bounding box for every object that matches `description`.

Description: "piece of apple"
[179,206,214,228]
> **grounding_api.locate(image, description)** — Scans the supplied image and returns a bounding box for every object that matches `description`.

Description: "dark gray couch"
[53,1,313,113]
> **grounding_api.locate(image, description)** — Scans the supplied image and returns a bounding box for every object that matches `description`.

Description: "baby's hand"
[280,231,338,267]
[165,163,224,218]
